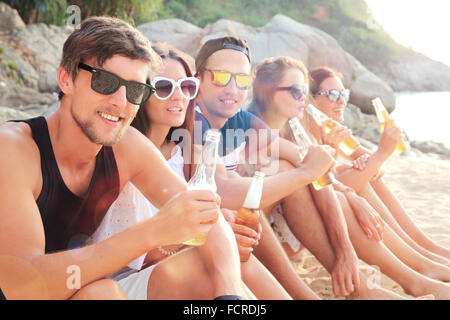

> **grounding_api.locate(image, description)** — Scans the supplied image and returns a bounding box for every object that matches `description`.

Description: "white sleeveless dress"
[88,145,186,271]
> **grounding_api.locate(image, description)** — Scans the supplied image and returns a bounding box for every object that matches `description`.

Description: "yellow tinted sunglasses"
[204,69,253,90]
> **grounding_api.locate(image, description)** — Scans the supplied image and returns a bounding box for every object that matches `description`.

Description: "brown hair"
[309,66,343,95]
[195,36,251,74]
[58,16,160,100]
[131,42,195,180]
[249,56,309,117]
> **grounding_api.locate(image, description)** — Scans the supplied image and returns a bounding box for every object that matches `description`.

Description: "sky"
[365,0,450,66]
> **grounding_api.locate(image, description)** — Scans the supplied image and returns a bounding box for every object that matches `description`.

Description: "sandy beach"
[293,154,450,299]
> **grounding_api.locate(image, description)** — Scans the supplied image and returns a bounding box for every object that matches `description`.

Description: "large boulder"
[0,2,26,33]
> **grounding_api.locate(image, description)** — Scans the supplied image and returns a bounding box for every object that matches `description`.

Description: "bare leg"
[253,213,320,300]
[198,215,246,297]
[241,254,292,300]
[336,192,450,299]
[70,278,128,300]
[371,178,450,259]
[282,185,406,299]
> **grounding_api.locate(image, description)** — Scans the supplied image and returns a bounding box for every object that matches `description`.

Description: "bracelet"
[157,245,185,256]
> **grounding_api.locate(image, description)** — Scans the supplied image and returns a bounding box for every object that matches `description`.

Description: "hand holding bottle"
[377,119,404,157]
[151,190,221,247]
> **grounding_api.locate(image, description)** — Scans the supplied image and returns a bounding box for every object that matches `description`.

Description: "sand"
[292,154,450,299]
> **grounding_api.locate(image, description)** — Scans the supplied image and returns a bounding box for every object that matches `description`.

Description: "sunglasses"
[204,69,253,90]
[276,84,309,100]
[314,89,350,103]
[151,76,199,100]
[78,62,155,105]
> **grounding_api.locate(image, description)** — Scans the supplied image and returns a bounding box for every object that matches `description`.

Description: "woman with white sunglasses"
[88,42,293,300]
[306,66,450,268]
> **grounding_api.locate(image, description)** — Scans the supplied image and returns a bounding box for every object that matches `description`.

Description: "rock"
[410,140,450,158]
[343,103,380,144]
[38,71,59,93]
[0,105,31,125]
[376,52,450,92]
[137,18,202,67]
[0,83,57,108]
[0,2,26,33]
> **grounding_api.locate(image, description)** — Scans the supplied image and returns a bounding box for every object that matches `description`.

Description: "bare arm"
[215,144,336,210]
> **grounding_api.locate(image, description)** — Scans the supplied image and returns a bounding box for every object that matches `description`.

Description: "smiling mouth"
[221,99,237,105]
[99,111,121,122]
[167,107,183,113]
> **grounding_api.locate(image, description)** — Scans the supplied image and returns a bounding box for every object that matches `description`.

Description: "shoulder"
[226,110,269,131]
[113,126,160,180]
[0,122,41,193]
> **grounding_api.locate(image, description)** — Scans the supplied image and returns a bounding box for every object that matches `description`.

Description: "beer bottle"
[288,117,337,190]
[371,98,408,155]
[306,104,360,156]
[236,171,265,262]
[183,129,220,246]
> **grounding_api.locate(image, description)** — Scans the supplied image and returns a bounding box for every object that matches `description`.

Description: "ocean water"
[391,91,450,149]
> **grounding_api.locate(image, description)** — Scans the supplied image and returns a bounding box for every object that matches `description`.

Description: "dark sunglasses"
[276,84,309,100]
[78,62,155,105]
[204,69,253,90]
[314,89,350,103]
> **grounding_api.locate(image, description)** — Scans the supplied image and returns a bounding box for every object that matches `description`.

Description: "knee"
[76,279,127,300]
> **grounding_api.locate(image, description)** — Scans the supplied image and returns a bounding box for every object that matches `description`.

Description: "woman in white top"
[90,43,292,300]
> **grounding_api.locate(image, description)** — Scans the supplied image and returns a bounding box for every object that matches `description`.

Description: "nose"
[109,85,128,108]
[224,76,239,94]
[170,84,184,100]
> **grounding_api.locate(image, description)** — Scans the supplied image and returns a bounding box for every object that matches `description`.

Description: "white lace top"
[88,145,186,270]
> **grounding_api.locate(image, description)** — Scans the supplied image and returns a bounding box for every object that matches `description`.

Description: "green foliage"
[7,61,17,70]
[3,0,162,26]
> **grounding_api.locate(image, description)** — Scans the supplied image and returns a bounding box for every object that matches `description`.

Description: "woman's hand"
[352,154,370,171]
[377,119,403,157]
[320,120,352,154]
[349,195,384,242]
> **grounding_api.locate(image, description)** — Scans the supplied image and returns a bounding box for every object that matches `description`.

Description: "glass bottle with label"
[235,171,265,262]
[371,98,408,155]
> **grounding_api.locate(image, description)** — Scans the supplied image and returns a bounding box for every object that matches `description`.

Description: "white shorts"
[116,264,156,300]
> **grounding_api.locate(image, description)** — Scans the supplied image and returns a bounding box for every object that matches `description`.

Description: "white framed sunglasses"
[314,89,350,103]
[151,76,199,100]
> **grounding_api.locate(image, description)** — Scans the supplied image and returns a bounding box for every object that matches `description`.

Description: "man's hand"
[222,208,260,262]
[300,145,337,181]
[151,190,221,246]
[331,249,361,297]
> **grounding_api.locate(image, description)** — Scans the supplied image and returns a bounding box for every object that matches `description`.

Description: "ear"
[57,66,74,97]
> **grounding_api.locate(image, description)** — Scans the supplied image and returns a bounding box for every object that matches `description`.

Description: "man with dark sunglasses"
[0,17,247,300]
[193,36,402,300]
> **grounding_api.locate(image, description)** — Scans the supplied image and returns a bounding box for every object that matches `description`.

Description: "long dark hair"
[131,42,195,180]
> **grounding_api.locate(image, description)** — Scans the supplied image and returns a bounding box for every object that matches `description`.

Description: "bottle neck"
[243,172,265,209]
[188,138,218,191]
